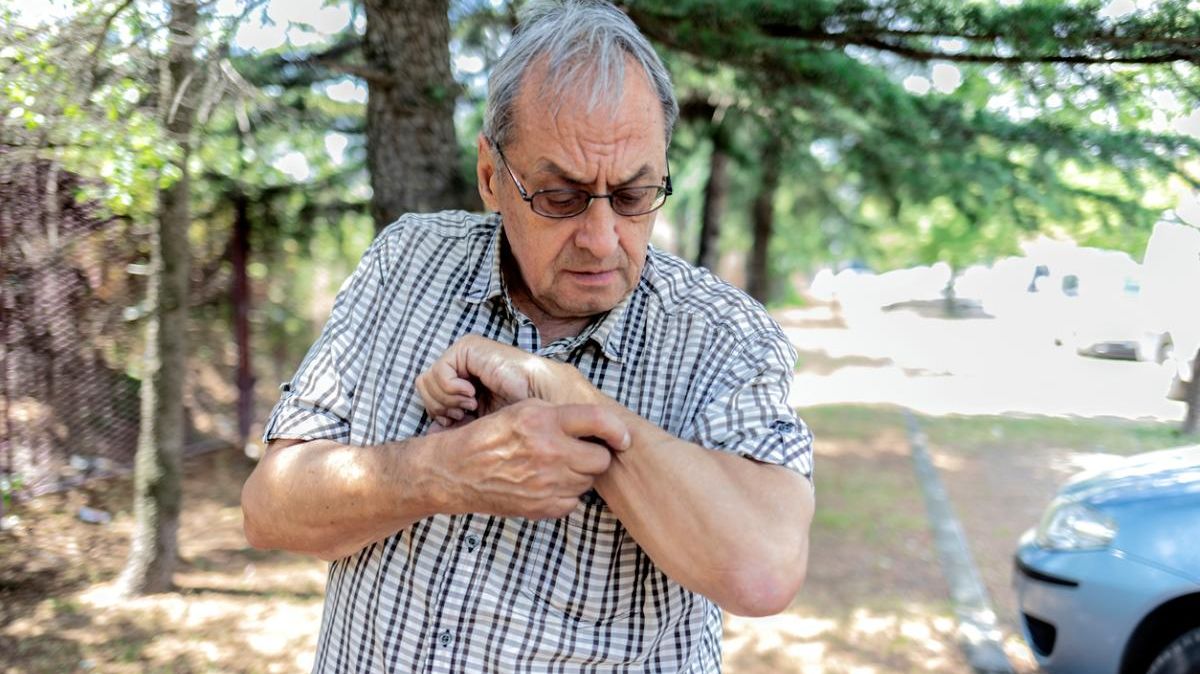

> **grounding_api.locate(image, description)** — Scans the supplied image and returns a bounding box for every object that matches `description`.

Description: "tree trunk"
[118,0,197,597]
[231,191,253,447]
[696,124,730,272]
[1183,346,1200,436]
[364,0,471,231]
[943,268,960,318]
[747,140,781,303]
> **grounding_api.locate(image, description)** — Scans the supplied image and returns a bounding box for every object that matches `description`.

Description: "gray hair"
[482,0,678,150]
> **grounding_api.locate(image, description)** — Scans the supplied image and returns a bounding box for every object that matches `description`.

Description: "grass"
[919,412,1185,455]
[798,402,1186,456]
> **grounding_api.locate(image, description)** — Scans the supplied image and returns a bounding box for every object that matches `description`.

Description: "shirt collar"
[459,213,505,306]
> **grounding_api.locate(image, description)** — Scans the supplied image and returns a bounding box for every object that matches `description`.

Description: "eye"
[534,190,588,215]
[613,187,655,212]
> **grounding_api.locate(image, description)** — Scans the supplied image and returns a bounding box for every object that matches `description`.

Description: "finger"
[554,405,631,451]
[420,364,477,413]
[434,360,477,401]
[545,497,582,519]
[415,375,447,417]
[454,337,533,403]
[561,438,613,476]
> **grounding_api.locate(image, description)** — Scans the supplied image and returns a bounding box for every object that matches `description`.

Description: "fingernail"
[621,431,631,451]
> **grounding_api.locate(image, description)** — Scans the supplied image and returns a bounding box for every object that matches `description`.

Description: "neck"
[507,282,591,343]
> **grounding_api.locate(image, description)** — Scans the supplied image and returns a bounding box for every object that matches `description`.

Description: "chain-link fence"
[1,158,237,504]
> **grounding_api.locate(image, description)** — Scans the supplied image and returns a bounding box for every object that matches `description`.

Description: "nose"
[573,198,621,260]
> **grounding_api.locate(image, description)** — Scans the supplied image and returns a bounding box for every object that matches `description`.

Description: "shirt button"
[464,533,481,553]
[438,629,453,648]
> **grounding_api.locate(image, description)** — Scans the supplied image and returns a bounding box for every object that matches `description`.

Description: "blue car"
[1014,445,1200,674]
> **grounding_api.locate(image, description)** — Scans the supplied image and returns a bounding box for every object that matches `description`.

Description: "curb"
[904,411,1015,674]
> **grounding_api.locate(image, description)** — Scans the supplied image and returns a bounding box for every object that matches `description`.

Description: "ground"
[1,302,1191,673]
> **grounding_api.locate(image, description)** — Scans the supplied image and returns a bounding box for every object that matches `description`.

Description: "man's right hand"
[430,398,629,519]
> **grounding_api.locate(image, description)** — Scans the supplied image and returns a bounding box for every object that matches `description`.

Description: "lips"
[566,269,618,284]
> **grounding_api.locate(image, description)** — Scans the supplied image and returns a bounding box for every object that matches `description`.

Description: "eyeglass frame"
[488,136,673,219]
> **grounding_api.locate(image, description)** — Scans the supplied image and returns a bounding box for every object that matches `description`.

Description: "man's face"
[478,60,667,324]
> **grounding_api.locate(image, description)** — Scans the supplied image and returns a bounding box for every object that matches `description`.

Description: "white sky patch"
[903,75,931,96]
[286,26,331,48]
[232,0,353,52]
[269,0,352,34]
[325,132,350,165]
[1178,191,1200,227]
[1089,108,1117,127]
[809,139,840,169]
[1100,0,1137,19]
[9,0,72,26]
[235,15,287,52]
[324,79,368,104]
[273,151,312,182]
[456,54,485,75]
[930,63,962,94]
[933,38,967,55]
[1174,109,1200,138]
[1149,89,1181,114]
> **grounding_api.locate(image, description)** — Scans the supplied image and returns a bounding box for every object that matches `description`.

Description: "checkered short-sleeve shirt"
[264,211,813,673]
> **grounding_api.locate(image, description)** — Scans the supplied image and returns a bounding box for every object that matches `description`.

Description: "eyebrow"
[532,159,656,188]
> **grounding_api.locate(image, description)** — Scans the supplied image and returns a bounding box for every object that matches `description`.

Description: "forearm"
[584,393,814,616]
[241,436,444,561]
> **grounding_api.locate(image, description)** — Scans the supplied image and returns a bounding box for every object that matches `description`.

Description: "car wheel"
[1147,627,1200,674]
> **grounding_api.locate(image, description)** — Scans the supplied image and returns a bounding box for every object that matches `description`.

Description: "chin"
[555,290,625,317]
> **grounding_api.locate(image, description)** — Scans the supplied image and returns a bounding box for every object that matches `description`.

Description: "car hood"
[1060,445,1200,506]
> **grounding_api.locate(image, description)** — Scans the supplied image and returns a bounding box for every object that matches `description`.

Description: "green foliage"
[622,0,1200,282]
[0,7,172,222]
[0,474,25,513]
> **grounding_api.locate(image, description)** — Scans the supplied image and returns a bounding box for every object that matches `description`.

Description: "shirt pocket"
[519,499,643,625]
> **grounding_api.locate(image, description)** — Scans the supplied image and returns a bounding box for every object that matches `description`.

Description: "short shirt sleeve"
[261,231,393,445]
[684,328,814,479]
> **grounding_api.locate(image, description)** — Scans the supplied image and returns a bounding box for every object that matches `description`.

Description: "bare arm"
[592,401,813,616]
[418,336,815,616]
[241,399,627,562]
[241,435,444,561]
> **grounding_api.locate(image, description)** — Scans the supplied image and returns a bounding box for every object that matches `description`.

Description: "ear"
[476,133,501,213]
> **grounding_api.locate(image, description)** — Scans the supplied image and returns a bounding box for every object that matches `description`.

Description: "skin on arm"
[416,336,815,616]
[241,399,628,562]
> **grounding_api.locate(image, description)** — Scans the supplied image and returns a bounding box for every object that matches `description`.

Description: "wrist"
[543,360,602,405]
[402,430,461,517]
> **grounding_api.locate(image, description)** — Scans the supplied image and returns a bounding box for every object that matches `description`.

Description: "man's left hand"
[415,335,593,429]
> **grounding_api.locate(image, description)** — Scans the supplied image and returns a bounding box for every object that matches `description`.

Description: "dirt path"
[1,452,324,674]
[3,417,971,673]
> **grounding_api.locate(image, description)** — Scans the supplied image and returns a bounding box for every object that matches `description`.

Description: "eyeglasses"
[490,138,672,219]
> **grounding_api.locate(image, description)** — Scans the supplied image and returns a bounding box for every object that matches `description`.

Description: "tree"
[364,0,473,230]
[696,119,731,272]
[747,133,783,303]
[118,0,200,596]
[1184,351,1200,436]
[622,0,1200,302]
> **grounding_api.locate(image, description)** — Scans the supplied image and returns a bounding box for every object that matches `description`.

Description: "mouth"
[566,269,618,285]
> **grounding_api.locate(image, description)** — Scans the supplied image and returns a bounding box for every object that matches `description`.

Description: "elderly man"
[241,1,814,671]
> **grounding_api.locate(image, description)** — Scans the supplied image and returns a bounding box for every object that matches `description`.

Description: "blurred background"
[1,0,1198,672]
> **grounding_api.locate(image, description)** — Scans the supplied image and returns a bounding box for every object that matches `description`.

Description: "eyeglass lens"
[532,186,666,218]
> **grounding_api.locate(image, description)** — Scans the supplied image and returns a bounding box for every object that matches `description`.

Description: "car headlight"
[1035,499,1118,550]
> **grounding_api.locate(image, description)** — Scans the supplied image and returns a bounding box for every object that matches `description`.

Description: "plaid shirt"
[264,211,813,673]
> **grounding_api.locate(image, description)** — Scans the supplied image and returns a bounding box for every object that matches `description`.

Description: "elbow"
[719,566,807,617]
[717,540,810,617]
[240,480,274,551]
